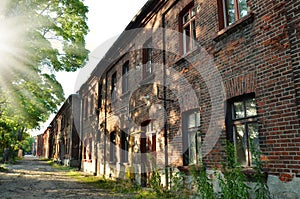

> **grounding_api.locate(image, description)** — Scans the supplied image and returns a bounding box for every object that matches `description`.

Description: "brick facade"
[44,0,300,196]
[42,94,81,167]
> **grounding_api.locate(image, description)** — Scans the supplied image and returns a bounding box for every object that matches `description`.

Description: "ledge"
[213,12,255,42]
[139,74,155,85]
[120,91,131,99]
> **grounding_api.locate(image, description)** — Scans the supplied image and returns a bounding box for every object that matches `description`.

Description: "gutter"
[161,0,180,188]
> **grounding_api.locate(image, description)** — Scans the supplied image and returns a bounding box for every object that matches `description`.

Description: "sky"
[56,0,148,97]
[35,0,149,135]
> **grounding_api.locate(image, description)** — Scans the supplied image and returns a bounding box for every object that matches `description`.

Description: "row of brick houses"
[37,0,300,196]
[37,95,81,167]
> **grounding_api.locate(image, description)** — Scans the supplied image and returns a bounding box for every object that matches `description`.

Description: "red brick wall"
[84,0,300,180]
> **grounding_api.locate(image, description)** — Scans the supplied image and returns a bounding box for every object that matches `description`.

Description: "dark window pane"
[246,98,257,117]
[233,101,245,119]
[192,20,197,47]
[188,131,196,165]
[227,0,236,25]
[143,39,152,78]
[188,112,196,128]
[196,131,202,164]
[234,124,247,166]
[183,12,190,24]
[248,122,259,165]
[183,24,191,53]
[110,132,116,162]
[191,7,196,17]
[195,112,200,127]
[238,0,248,18]
[111,73,117,100]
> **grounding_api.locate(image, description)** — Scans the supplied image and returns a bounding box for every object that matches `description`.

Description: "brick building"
[74,0,299,196]
[47,94,81,167]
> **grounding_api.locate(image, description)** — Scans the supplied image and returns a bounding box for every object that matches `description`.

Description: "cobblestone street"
[0,156,126,199]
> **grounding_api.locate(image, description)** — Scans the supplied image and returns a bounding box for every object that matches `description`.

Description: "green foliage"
[191,166,216,199]
[0,0,89,160]
[22,136,34,154]
[218,142,250,199]
[250,142,271,199]
[170,170,187,193]
[149,169,163,195]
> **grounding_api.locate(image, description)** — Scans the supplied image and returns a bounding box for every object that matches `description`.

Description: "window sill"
[213,12,255,42]
[172,48,198,70]
[178,165,203,174]
[243,168,268,182]
[140,74,155,85]
[119,162,129,166]
[120,91,130,99]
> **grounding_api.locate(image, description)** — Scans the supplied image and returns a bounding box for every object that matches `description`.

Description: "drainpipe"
[162,0,179,188]
[77,93,83,171]
[103,73,108,177]
[162,15,169,188]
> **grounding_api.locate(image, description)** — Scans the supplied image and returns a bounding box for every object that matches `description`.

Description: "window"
[182,110,201,166]
[66,138,70,154]
[111,72,117,101]
[121,131,129,162]
[219,0,249,29]
[84,97,88,119]
[89,94,94,116]
[142,38,153,78]
[110,131,116,162]
[98,83,102,111]
[122,61,129,93]
[180,3,197,54]
[142,120,156,155]
[226,94,259,167]
[88,138,92,160]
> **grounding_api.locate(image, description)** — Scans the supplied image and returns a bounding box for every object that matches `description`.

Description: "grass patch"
[69,173,141,194]
[46,161,163,198]
[47,160,76,172]
[39,158,50,161]
[68,173,170,198]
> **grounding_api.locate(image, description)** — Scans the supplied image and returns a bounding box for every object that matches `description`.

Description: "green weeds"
[46,142,271,199]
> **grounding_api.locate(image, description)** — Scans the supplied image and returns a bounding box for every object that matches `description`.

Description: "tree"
[0,0,89,160]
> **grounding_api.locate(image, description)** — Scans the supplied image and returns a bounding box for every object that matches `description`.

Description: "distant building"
[49,94,81,167]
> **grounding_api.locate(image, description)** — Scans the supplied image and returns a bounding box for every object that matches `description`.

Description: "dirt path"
[0,156,127,199]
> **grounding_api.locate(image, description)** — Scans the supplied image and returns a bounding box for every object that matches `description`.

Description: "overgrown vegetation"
[47,142,271,199]
[218,142,250,199]
[192,166,216,199]
[251,143,271,199]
